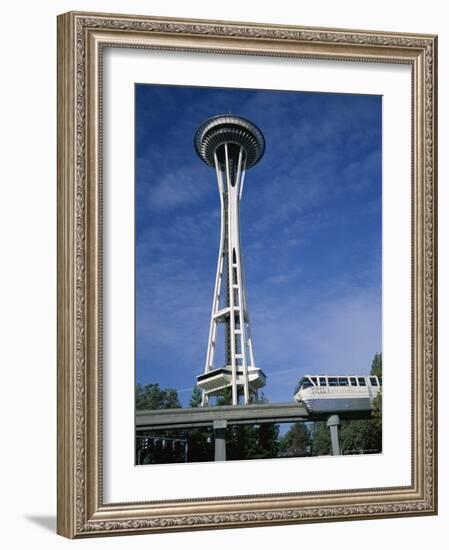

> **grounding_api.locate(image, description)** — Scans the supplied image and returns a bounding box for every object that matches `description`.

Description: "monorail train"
[293,375,381,414]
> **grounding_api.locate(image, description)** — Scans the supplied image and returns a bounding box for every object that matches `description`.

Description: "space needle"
[194,115,267,406]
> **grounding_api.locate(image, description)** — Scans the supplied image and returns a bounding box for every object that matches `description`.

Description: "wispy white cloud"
[251,285,381,402]
[265,266,303,286]
[141,166,213,211]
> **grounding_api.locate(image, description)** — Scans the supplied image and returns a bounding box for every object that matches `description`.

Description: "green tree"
[370,351,382,434]
[136,383,181,410]
[279,422,311,457]
[216,386,232,406]
[370,353,382,380]
[189,385,203,408]
[310,421,331,456]
[339,418,381,453]
[338,352,382,454]
[370,353,382,438]
[224,422,280,460]
[371,390,382,432]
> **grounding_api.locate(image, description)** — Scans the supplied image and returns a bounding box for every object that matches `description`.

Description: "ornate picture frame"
[57,11,437,538]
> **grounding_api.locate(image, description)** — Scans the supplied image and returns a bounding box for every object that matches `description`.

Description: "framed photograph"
[57,11,437,538]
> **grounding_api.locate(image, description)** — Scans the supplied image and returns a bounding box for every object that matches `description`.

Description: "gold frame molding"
[57,11,438,538]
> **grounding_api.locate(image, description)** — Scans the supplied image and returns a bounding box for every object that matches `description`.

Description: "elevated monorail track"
[136,403,373,460]
[136,402,372,431]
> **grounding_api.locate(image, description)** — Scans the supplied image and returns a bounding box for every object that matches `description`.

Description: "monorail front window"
[295,378,314,392]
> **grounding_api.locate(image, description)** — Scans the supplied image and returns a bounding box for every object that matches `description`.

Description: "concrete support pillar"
[184,438,189,463]
[327,414,341,456]
[214,420,227,461]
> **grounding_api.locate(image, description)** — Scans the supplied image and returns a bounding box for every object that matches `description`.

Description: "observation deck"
[194,115,265,169]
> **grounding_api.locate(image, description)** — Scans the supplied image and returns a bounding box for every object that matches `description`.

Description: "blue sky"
[135,84,382,407]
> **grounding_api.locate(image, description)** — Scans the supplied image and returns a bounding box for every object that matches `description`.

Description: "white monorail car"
[293,375,381,414]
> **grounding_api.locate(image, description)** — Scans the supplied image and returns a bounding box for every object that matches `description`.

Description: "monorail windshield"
[294,377,312,394]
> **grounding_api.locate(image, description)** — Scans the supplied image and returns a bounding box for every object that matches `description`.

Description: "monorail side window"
[311,377,318,385]
[338,377,349,386]
[328,377,338,386]
[350,377,357,386]
[319,377,327,386]
[358,377,367,386]
[370,377,378,386]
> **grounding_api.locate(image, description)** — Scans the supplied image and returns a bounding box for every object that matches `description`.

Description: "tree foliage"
[279,422,311,457]
[224,422,280,460]
[339,418,381,453]
[189,385,203,408]
[371,390,382,432]
[370,353,382,380]
[310,421,331,456]
[369,352,383,438]
[338,353,382,454]
[136,383,181,410]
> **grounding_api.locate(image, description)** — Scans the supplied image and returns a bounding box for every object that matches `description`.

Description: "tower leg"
[231,379,238,406]
[213,420,227,461]
[201,391,209,407]
[327,414,341,456]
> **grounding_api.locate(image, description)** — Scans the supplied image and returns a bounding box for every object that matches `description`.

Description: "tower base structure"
[197,366,266,401]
